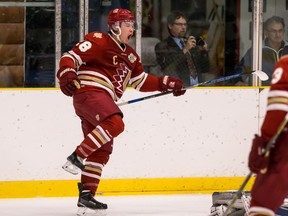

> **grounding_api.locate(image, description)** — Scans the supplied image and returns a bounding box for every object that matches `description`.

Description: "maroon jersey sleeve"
[261,56,288,140]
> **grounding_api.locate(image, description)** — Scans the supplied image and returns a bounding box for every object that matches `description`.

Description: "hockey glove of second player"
[159,75,186,96]
[248,134,270,174]
[57,67,80,97]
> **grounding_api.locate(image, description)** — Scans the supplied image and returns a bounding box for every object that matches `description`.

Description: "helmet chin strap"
[111,24,123,43]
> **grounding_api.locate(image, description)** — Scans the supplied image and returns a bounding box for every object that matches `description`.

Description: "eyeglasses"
[173,23,187,27]
[266,29,284,34]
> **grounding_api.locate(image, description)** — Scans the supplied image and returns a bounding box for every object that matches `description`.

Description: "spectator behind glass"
[155,10,210,87]
[233,16,288,86]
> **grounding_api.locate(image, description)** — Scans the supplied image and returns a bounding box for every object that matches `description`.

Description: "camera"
[195,36,205,46]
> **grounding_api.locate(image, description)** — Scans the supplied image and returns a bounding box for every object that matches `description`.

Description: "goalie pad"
[209,191,288,216]
[209,191,250,216]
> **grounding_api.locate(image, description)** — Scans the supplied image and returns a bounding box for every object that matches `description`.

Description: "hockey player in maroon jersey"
[248,55,288,216]
[57,8,186,212]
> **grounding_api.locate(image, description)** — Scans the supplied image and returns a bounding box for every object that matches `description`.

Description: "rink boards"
[0,87,268,198]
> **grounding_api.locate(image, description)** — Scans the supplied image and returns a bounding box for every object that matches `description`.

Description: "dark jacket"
[234,39,288,85]
[155,36,209,87]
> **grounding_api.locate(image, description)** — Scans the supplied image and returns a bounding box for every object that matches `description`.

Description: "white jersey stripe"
[78,70,113,85]
[78,146,88,158]
[85,161,104,168]
[80,80,118,101]
[82,171,101,180]
[130,72,146,84]
[68,50,83,65]
[268,90,288,98]
[96,125,111,142]
[267,103,288,112]
[134,73,148,91]
[249,206,274,216]
[87,133,102,148]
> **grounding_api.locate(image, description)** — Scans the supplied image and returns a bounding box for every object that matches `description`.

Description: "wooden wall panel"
[0,24,24,44]
[0,65,23,87]
[0,2,24,87]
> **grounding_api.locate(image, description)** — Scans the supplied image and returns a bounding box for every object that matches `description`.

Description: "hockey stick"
[223,113,288,216]
[117,70,268,106]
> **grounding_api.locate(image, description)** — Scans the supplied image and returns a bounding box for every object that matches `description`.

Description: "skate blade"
[62,160,80,175]
[77,207,86,216]
[77,207,107,216]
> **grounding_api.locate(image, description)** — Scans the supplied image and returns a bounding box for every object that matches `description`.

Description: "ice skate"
[77,183,107,216]
[62,151,84,175]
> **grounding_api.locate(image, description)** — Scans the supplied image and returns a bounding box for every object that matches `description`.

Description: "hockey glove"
[248,134,270,174]
[159,75,186,96]
[57,67,80,97]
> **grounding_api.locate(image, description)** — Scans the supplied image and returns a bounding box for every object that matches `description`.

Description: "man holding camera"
[155,10,209,86]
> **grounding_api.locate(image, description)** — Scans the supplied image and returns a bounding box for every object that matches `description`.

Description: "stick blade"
[252,70,269,81]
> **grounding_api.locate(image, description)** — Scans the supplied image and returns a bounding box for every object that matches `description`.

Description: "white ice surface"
[0,194,212,216]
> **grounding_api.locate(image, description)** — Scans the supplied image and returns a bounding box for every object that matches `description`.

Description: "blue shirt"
[172,37,183,49]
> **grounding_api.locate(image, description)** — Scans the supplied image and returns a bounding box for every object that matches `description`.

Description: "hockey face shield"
[122,21,137,31]
[112,21,136,44]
